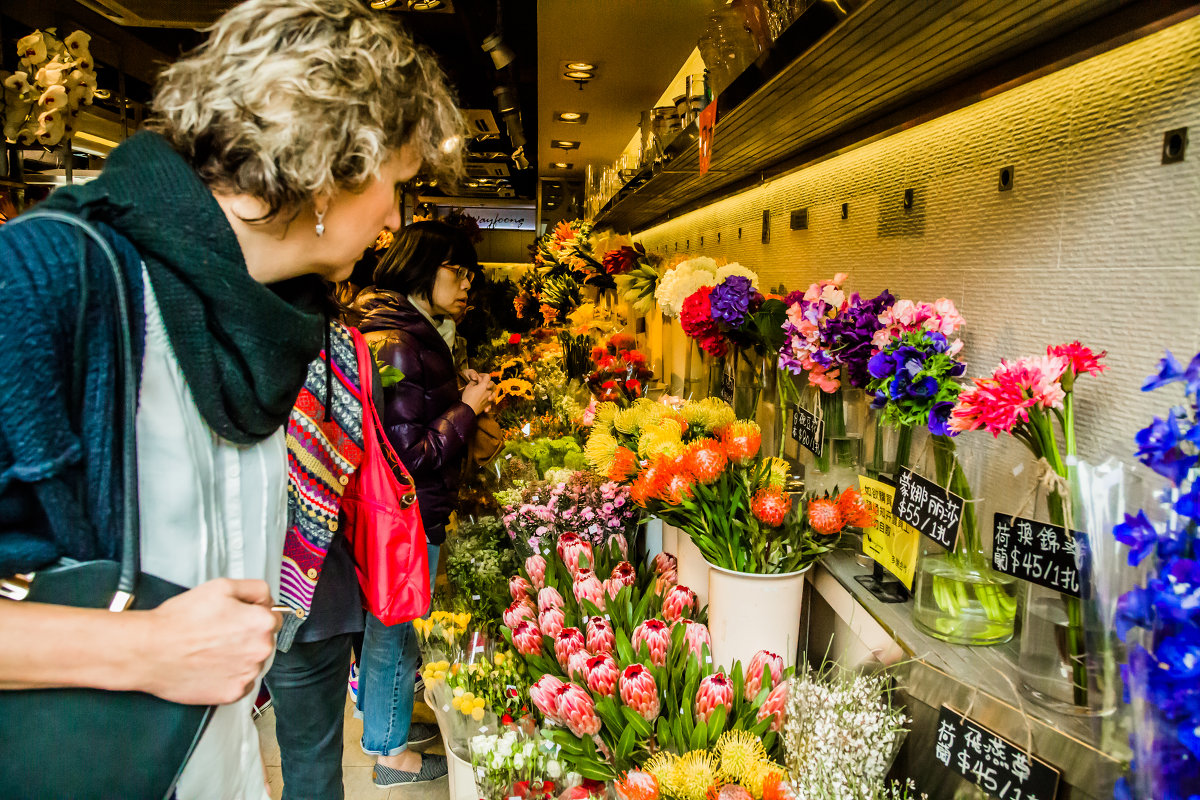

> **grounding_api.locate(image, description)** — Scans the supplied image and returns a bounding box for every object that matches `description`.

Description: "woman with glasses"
[349,220,492,787]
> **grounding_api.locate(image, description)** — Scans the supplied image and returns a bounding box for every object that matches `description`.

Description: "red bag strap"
[349,327,419,506]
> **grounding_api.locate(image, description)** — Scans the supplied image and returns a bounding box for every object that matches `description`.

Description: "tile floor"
[256,692,449,800]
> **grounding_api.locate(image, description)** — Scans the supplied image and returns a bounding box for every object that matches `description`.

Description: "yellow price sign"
[858,475,921,589]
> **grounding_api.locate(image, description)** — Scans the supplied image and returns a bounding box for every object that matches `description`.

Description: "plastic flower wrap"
[471,729,565,800]
[677,267,785,362]
[656,257,719,318]
[441,516,522,636]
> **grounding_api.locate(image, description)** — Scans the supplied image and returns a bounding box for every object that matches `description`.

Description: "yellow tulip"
[471,707,484,722]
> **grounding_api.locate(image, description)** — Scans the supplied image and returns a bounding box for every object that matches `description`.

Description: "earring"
[314,209,326,237]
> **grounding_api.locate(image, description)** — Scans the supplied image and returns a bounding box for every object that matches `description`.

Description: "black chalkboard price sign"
[790,406,824,457]
[935,705,1061,800]
[891,467,964,550]
[991,513,1083,598]
[720,369,734,404]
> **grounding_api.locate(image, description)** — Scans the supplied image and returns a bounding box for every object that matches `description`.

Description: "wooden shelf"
[595,0,1196,233]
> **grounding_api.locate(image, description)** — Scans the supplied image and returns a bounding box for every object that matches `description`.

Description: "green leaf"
[749,716,773,736]
[615,628,635,665]
[376,363,405,388]
[616,724,637,762]
[596,696,624,733]
[691,717,708,750]
[707,704,727,746]
[621,706,654,738]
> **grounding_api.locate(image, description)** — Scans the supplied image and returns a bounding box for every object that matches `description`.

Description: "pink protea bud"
[609,561,637,590]
[652,552,677,576]
[757,679,790,732]
[654,569,678,596]
[585,653,619,697]
[556,683,602,737]
[512,620,543,656]
[677,618,712,660]
[567,648,592,681]
[602,578,620,601]
[539,606,565,640]
[661,585,697,622]
[503,598,536,630]
[556,532,581,561]
[510,575,534,602]
[525,554,548,590]
[744,650,785,701]
[538,586,565,614]
[562,539,594,577]
[573,569,606,611]
[619,664,660,721]
[586,616,615,655]
[530,674,565,722]
[631,619,671,667]
[695,673,734,723]
[554,627,586,670]
[609,535,629,560]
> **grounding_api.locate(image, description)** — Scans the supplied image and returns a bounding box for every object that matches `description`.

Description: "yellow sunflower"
[496,378,535,401]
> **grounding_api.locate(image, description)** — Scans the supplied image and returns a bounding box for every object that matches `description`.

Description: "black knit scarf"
[42,131,325,444]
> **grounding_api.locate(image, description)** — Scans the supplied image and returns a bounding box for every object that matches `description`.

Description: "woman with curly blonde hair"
[0,1,463,797]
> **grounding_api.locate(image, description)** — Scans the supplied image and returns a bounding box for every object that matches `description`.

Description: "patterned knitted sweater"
[277,321,365,651]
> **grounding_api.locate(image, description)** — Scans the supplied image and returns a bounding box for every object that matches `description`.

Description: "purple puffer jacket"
[354,290,476,544]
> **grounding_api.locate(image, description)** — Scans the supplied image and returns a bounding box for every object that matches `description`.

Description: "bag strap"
[348,327,418,508]
[8,210,141,611]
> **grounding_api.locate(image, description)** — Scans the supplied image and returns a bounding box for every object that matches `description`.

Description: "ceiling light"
[564,71,592,80]
[565,62,595,71]
[552,162,572,169]
[551,140,580,150]
[556,111,587,124]
[559,112,581,121]
[467,181,479,187]
[408,0,444,8]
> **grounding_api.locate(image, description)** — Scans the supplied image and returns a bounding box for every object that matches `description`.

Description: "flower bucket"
[425,686,478,800]
[707,563,809,669]
[673,529,709,607]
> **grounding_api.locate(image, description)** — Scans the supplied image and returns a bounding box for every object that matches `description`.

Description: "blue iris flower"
[1114,510,1160,566]
[1144,350,1186,391]
[1116,585,1153,641]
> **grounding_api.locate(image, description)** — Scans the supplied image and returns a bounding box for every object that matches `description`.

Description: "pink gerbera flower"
[950,355,1067,436]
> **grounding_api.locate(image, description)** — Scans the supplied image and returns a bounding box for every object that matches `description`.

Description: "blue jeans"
[356,543,439,756]
[264,633,355,799]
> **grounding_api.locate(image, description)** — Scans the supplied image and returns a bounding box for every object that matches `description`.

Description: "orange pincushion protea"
[661,472,695,506]
[750,487,791,527]
[721,421,762,463]
[615,771,659,800]
[836,487,876,528]
[683,438,728,484]
[807,496,844,535]
[630,473,655,507]
[608,446,639,482]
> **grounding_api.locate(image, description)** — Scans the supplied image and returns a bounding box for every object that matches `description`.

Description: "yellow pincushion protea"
[636,419,685,460]
[763,457,790,489]
[593,401,620,433]
[682,398,737,434]
[644,752,680,799]
[614,402,658,435]
[585,430,620,473]
[714,730,769,785]
[675,751,719,800]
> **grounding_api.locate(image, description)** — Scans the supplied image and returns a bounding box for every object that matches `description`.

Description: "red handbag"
[342,327,430,625]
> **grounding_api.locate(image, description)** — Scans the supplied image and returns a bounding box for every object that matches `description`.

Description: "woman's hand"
[461,373,495,414]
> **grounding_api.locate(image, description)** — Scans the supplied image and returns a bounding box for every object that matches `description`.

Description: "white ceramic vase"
[707,563,809,670]
[673,528,709,607]
[426,688,477,800]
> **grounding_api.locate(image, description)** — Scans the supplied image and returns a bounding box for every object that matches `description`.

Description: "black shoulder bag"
[0,210,214,799]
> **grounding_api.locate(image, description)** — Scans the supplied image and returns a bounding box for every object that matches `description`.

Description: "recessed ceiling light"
[564,71,593,80]
[467,180,479,187]
[552,162,572,169]
[565,62,595,71]
[559,112,582,121]
[555,111,588,124]
[551,140,580,150]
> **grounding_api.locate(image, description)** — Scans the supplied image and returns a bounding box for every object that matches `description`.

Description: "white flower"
[715,263,760,290]
[655,264,717,318]
[678,256,718,274]
[547,759,562,779]
[513,753,525,770]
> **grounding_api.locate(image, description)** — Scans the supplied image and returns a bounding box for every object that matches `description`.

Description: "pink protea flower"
[503,598,536,630]
[661,585,697,622]
[610,561,637,590]
[652,552,677,576]
[609,535,629,560]
[539,606,566,640]
[556,683,601,737]
[573,569,606,611]
[585,653,619,697]
[586,616,616,654]
[757,680,790,732]
[530,674,565,722]
[677,618,712,660]
[510,575,534,602]
[560,535,594,576]
[631,619,671,667]
[654,569,678,596]
[568,648,592,681]
[525,554,548,590]
[554,627,586,670]
[538,586,566,614]
[619,664,660,721]
[556,532,581,561]
[744,650,784,700]
[695,673,734,723]
[512,620,543,656]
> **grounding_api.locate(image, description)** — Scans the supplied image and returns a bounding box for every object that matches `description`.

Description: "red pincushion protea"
[525,554,548,590]
[721,421,762,464]
[562,539,595,576]
[568,648,592,681]
[608,446,639,482]
[503,598,536,630]
[661,585,697,622]
[807,496,844,535]
[573,569,606,611]
[530,674,565,722]
[554,627,586,670]
[512,620,543,656]
[652,552,677,576]
[631,619,671,667]
[538,586,566,614]
[751,487,792,527]
[743,650,784,700]
[510,575,534,602]
[539,607,566,640]
[683,439,728,484]
[836,487,876,529]
[584,652,620,697]
[694,673,734,723]
[678,618,712,660]
[757,680,790,732]
[556,683,602,737]
[619,664,660,721]
[586,616,616,654]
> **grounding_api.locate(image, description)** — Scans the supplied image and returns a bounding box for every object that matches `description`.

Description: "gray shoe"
[407,722,439,748]
[373,754,448,787]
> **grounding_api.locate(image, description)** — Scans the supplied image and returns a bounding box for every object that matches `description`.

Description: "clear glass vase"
[799,385,865,496]
[731,349,765,422]
[911,435,1018,646]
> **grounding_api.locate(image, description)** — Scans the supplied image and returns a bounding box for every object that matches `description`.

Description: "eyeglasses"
[440,264,474,287]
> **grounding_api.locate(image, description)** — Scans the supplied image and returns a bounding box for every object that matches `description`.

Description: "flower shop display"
[497,470,640,560]
[657,257,720,396]
[3,28,99,147]
[633,730,790,800]
[588,333,655,407]
[614,245,665,317]
[470,728,565,800]
[952,342,1108,710]
[1113,351,1200,800]
[440,517,523,636]
[782,665,914,800]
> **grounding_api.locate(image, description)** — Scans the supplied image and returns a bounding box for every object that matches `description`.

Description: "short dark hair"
[373,220,479,299]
